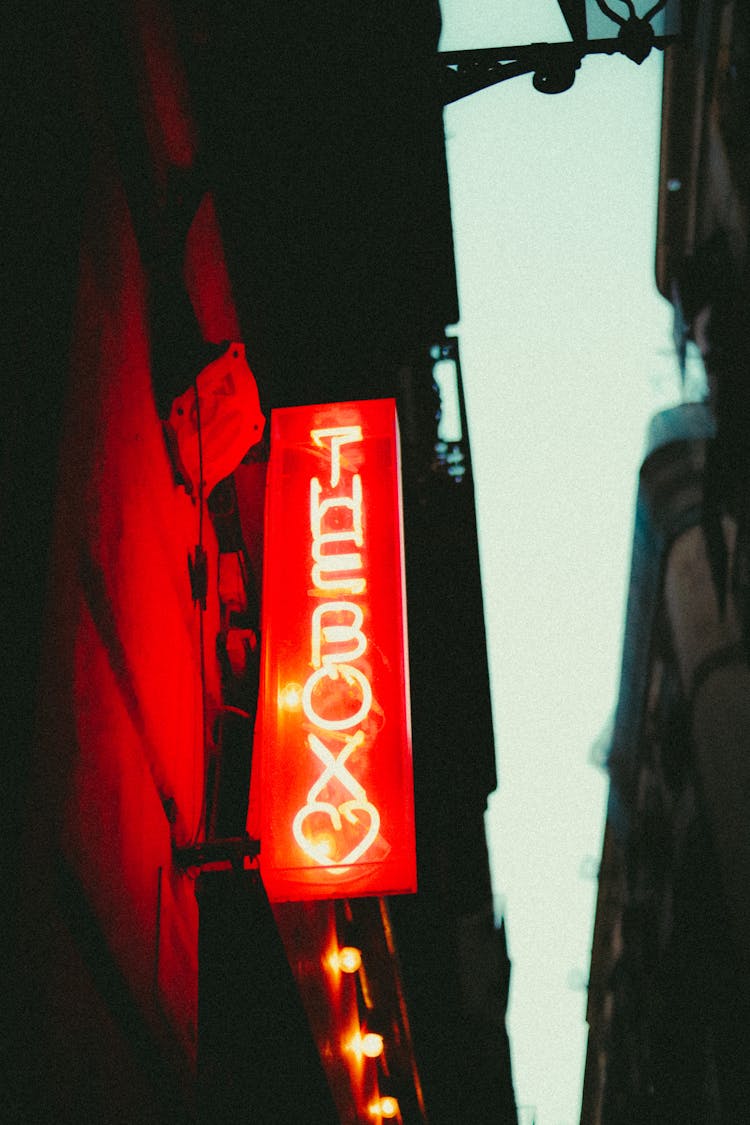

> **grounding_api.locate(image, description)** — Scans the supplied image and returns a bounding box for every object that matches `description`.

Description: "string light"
[360,1031,384,1059]
[349,1029,385,1061]
[336,945,362,973]
[370,1095,399,1119]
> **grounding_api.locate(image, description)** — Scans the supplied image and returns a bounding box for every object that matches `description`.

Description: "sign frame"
[254,398,416,902]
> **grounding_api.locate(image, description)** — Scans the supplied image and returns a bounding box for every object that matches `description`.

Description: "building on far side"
[582,6,750,1119]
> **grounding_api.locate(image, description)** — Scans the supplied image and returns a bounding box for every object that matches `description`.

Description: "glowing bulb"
[360,1031,384,1059]
[348,1028,384,1061]
[370,1095,399,1119]
[337,945,362,973]
[279,682,302,710]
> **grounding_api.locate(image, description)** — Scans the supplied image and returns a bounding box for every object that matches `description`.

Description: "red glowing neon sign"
[256,399,416,901]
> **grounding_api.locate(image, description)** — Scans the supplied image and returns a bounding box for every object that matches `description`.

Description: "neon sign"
[256,399,416,901]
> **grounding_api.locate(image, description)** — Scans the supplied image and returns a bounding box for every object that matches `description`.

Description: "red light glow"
[255,400,416,901]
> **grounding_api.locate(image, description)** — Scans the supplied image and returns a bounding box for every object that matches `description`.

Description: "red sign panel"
[256,398,416,901]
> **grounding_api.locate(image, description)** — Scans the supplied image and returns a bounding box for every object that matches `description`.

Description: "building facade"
[6,3,516,1123]
[582,4,750,1119]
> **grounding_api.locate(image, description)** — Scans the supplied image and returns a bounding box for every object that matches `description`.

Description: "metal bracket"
[438,31,678,103]
[439,42,583,101]
[173,834,261,871]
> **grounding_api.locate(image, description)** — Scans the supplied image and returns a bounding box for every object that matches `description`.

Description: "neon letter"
[310,475,365,593]
[302,663,373,730]
[311,425,363,487]
[311,602,367,670]
[292,730,381,866]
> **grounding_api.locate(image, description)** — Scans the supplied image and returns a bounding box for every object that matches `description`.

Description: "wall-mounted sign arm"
[173,834,260,871]
[436,1,681,100]
[439,42,584,101]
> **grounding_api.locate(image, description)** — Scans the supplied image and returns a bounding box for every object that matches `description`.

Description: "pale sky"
[439,4,680,1123]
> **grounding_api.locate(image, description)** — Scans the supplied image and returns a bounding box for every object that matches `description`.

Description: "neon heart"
[293,798,380,867]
